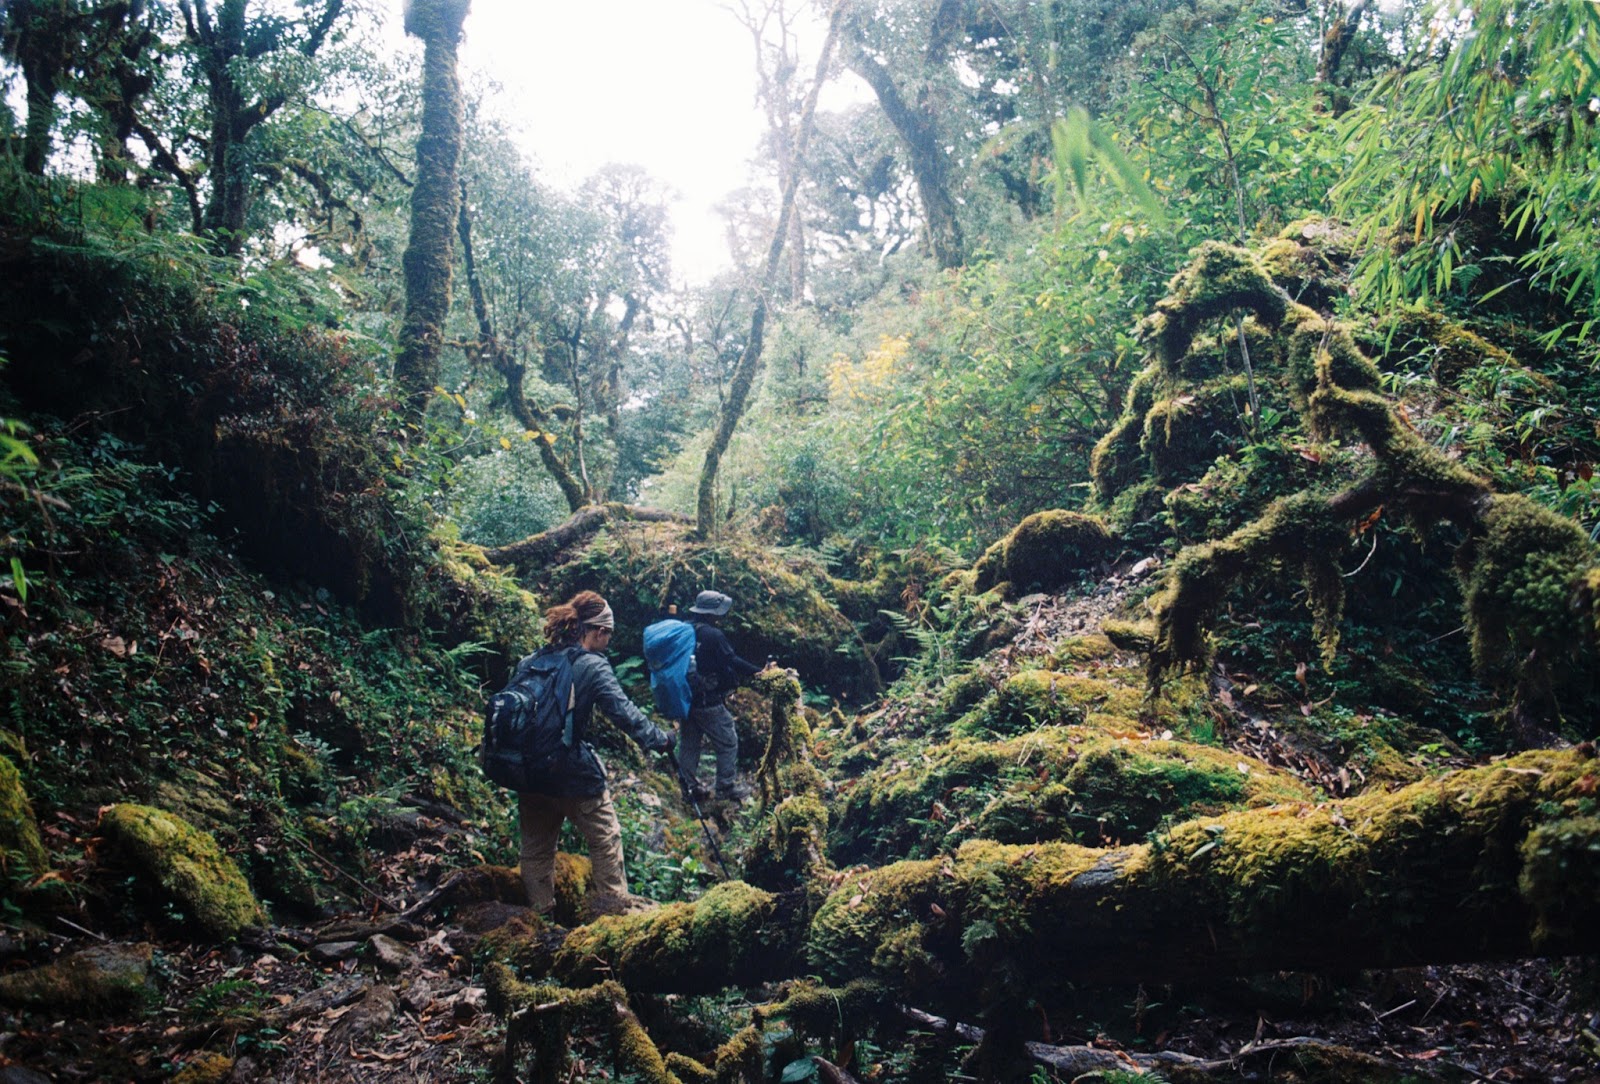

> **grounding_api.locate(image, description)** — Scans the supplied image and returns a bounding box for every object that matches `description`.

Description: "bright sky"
[455,0,847,286]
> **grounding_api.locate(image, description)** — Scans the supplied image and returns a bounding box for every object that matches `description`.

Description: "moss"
[808,748,1600,1005]
[752,666,808,810]
[0,942,155,1012]
[425,531,544,675]
[97,803,264,939]
[1141,377,1251,486]
[1519,814,1600,951]
[1140,242,1290,366]
[1047,634,1119,666]
[0,754,47,877]
[713,1024,765,1083]
[832,723,1311,863]
[994,510,1114,592]
[927,667,994,729]
[169,1052,235,1084]
[486,967,680,1084]
[970,536,1009,594]
[552,880,799,993]
[743,794,831,893]
[1102,620,1157,654]
[1060,738,1314,843]
[1459,493,1595,682]
[553,851,593,926]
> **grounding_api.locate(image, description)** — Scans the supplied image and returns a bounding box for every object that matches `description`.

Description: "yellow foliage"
[827,334,910,403]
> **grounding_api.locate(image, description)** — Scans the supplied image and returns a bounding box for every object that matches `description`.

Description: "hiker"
[517,590,674,915]
[680,589,766,801]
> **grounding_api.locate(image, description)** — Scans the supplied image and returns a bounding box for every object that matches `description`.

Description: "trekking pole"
[665,748,733,880]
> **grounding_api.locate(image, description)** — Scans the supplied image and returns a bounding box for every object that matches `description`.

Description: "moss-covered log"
[483,504,689,571]
[538,749,1600,1011]
[809,748,1600,1006]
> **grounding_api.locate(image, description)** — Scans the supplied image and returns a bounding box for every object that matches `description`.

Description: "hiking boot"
[715,781,752,802]
[682,779,712,801]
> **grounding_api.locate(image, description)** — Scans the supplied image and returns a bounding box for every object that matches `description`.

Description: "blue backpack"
[479,647,580,791]
[642,618,697,721]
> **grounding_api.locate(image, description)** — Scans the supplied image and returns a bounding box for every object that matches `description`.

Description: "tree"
[393,0,470,427]
[170,0,348,252]
[837,0,966,269]
[695,1,841,537]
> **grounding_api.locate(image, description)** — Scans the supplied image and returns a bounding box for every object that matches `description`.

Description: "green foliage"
[1332,0,1600,323]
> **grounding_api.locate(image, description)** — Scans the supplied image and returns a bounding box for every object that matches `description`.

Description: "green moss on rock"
[98,804,264,939]
[0,942,155,1012]
[0,754,47,877]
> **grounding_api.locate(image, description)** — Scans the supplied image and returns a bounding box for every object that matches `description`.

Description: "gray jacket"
[517,647,669,798]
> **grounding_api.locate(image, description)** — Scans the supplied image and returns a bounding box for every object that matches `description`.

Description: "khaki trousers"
[518,790,628,913]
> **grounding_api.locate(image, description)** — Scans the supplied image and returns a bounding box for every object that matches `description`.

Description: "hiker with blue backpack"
[679,590,768,802]
[488,589,675,917]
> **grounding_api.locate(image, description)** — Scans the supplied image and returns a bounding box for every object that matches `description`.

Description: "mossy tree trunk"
[531,749,1600,1010]
[393,0,470,427]
[694,2,841,538]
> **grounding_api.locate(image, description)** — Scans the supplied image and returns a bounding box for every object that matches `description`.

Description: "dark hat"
[688,590,733,616]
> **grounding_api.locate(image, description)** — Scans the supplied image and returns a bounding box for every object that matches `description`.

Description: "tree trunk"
[393,0,470,425]
[694,3,841,538]
[456,181,587,512]
[842,24,964,270]
[543,749,1600,1007]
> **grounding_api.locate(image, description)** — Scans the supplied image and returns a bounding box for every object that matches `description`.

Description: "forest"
[1,0,1599,1080]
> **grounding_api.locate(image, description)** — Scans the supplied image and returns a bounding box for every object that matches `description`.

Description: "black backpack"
[479,647,581,792]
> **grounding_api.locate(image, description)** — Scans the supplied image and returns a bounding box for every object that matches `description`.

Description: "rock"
[262,976,367,1026]
[400,976,435,1013]
[95,804,263,940]
[326,982,397,1045]
[0,1066,55,1084]
[0,754,47,876]
[312,916,428,943]
[451,986,487,1020]
[307,940,361,963]
[368,933,416,972]
[0,942,154,1013]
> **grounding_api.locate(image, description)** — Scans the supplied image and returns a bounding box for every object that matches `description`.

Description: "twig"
[55,915,110,941]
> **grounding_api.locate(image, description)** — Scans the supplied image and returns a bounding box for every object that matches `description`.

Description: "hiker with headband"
[515,589,674,917]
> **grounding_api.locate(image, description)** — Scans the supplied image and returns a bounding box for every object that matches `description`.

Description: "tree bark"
[537,749,1600,1008]
[841,10,964,270]
[694,2,841,538]
[393,0,470,426]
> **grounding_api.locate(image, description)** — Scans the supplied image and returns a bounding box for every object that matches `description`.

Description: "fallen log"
[484,504,688,570]
[539,749,1600,1013]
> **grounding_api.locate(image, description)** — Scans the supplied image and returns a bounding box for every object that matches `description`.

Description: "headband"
[584,604,615,631]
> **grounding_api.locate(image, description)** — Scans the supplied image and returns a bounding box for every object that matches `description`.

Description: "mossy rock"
[0,942,155,1013]
[0,754,47,878]
[1001,511,1115,592]
[954,670,1138,739]
[831,724,1314,863]
[424,532,544,682]
[1060,738,1315,843]
[742,794,831,892]
[97,804,264,940]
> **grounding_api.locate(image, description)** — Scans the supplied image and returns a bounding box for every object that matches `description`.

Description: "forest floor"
[4,568,1599,1082]
[10,803,1597,1083]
